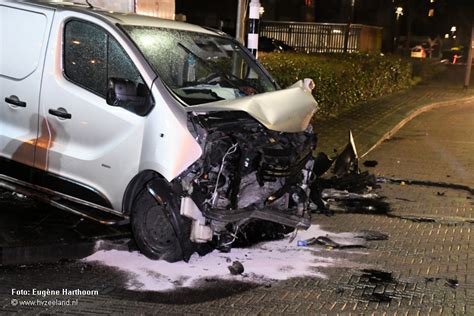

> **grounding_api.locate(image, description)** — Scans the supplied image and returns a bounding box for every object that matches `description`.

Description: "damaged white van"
[0,1,321,262]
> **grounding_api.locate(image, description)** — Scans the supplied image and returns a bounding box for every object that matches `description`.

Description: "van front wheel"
[131,183,191,262]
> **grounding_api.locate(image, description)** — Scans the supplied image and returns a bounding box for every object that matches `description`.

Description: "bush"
[410,58,446,83]
[259,52,413,118]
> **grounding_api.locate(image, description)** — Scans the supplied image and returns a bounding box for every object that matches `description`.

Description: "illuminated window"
[428,9,434,17]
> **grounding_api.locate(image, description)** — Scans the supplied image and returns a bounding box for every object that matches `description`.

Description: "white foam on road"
[84,225,353,292]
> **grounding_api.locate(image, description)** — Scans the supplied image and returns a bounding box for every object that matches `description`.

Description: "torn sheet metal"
[186,80,319,133]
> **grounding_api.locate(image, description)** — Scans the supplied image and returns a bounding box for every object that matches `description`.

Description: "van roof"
[17,0,218,35]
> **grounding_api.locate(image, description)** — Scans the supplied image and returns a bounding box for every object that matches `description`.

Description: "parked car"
[259,36,295,52]
[410,45,426,59]
[441,47,468,64]
[0,1,320,262]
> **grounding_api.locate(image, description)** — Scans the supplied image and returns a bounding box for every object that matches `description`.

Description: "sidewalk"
[313,65,474,156]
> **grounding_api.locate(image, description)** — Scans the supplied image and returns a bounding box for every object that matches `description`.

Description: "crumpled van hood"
[185,80,319,133]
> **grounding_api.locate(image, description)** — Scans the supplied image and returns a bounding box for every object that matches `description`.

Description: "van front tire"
[131,185,191,262]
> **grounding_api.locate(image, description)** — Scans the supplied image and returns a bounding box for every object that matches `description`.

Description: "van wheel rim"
[142,204,177,251]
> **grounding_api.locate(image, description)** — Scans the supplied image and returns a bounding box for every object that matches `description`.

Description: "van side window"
[64,20,107,96]
[64,20,144,98]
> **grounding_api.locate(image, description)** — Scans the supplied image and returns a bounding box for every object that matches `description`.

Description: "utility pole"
[236,0,246,44]
[343,0,355,53]
[464,23,474,89]
[247,0,261,56]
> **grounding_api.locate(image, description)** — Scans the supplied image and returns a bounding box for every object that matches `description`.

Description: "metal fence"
[260,21,382,54]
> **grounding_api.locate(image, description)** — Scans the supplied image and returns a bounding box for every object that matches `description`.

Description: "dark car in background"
[259,36,295,52]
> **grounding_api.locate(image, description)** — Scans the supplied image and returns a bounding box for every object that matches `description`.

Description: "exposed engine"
[179,111,317,248]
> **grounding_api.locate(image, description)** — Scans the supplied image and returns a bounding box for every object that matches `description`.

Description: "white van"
[0,0,319,262]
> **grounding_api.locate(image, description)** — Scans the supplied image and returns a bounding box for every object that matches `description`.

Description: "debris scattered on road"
[321,189,379,200]
[361,269,394,283]
[228,261,244,275]
[320,187,391,215]
[355,230,389,241]
[425,277,459,289]
[378,176,474,195]
[296,237,317,247]
[425,277,441,283]
[298,235,367,249]
[436,191,445,196]
[313,236,348,248]
[363,160,378,168]
[445,278,459,288]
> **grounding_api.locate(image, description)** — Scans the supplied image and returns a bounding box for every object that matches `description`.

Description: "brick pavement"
[0,66,473,315]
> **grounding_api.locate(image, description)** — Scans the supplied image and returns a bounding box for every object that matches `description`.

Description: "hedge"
[259,52,413,118]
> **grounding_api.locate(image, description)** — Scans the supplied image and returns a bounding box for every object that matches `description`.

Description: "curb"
[360,95,474,158]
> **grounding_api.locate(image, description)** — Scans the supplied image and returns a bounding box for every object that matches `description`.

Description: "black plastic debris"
[445,279,459,288]
[361,269,395,284]
[314,236,343,248]
[233,222,293,247]
[316,171,378,194]
[410,217,436,223]
[363,160,378,168]
[333,131,359,177]
[228,261,244,275]
[313,152,333,177]
[355,230,389,241]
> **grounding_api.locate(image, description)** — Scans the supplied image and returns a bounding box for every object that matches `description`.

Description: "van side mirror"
[106,78,147,108]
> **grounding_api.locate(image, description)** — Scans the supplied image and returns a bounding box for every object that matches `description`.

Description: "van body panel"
[38,10,148,209]
[0,3,54,168]
[185,80,319,133]
[140,78,203,182]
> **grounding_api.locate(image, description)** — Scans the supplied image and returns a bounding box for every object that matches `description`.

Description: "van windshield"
[121,25,277,105]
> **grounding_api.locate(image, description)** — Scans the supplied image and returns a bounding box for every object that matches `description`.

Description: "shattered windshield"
[121,25,277,105]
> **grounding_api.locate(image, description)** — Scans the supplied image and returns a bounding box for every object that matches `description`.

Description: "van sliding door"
[0,4,54,181]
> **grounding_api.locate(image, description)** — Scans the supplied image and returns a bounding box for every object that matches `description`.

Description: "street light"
[451,26,457,35]
[395,7,404,20]
[393,7,403,52]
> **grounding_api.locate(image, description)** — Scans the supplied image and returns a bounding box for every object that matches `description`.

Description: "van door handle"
[5,96,27,107]
[48,108,72,120]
